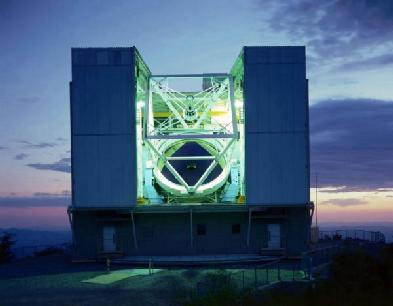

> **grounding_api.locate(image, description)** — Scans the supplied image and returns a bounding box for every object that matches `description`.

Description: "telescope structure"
[68,46,312,261]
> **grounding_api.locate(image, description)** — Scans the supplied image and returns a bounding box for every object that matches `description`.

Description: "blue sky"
[0,0,393,228]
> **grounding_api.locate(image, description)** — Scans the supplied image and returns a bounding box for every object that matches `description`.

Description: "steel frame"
[143,73,239,197]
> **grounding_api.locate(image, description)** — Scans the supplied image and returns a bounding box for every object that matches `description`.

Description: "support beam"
[247,208,252,247]
[67,208,76,254]
[131,210,138,249]
[67,208,73,226]
[146,140,190,191]
[193,138,236,192]
[151,81,188,128]
[151,73,230,78]
[193,79,228,129]
[190,208,193,248]
[146,133,236,140]
[228,75,238,135]
[167,156,215,161]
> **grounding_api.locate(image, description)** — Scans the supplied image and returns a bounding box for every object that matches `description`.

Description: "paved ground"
[0,254,306,306]
[0,256,195,306]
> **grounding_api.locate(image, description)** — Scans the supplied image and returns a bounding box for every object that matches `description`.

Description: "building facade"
[68,46,312,260]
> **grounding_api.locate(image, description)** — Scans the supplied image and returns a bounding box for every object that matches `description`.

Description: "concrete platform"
[113,254,281,266]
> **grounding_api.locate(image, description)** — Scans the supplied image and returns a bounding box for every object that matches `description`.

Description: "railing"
[193,260,308,295]
[193,244,351,293]
[306,244,343,267]
[319,229,385,243]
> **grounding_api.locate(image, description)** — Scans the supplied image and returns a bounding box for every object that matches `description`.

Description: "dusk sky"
[1,0,393,229]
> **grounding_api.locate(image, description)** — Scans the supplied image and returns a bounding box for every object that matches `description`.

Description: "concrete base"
[113,254,280,266]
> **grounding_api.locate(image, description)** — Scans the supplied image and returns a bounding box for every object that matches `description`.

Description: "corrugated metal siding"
[244,47,309,205]
[71,48,137,207]
[71,53,135,134]
[246,133,308,204]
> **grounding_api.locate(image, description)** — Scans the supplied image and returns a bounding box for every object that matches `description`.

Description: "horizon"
[1,0,393,229]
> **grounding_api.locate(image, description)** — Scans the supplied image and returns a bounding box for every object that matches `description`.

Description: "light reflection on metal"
[143,74,239,199]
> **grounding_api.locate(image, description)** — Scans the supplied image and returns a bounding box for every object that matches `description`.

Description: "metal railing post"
[292,265,295,281]
[308,256,312,280]
[266,268,269,284]
[254,267,257,289]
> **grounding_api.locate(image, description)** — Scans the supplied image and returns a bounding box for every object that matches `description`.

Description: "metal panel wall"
[71,48,137,207]
[244,46,309,205]
[72,209,309,258]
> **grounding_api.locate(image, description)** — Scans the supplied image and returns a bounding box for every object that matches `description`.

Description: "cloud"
[260,0,393,69]
[17,138,69,149]
[321,198,368,207]
[310,98,393,191]
[55,137,68,142]
[18,140,57,149]
[14,153,28,160]
[33,190,71,197]
[0,196,70,208]
[335,53,393,72]
[0,146,8,150]
[319,186,393,193]
[27,158,71,173]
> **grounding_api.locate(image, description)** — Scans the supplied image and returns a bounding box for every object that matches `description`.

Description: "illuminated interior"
[135,51,245,204]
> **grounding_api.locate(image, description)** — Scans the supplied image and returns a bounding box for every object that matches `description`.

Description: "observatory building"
[68,46,312,261]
